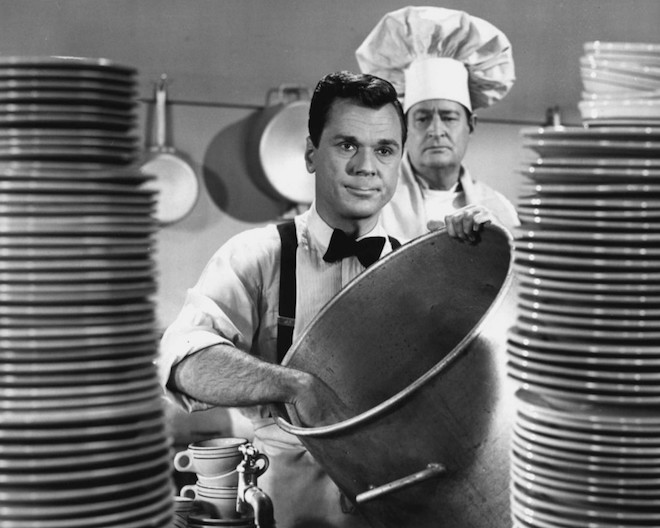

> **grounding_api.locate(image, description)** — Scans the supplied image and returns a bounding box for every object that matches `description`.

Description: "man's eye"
[339,142,356,151]
[376,147,393,156]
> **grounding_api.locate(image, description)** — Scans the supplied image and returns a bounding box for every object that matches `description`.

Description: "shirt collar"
[305,202,388,256]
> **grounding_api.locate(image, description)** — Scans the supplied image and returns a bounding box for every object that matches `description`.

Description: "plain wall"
[1,0,658,441]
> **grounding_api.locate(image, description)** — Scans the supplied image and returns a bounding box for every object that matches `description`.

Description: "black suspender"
[276,221,297,363]
[275,220,401,363]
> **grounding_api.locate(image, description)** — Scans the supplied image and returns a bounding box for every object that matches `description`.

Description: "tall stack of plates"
[509,42,660,528]
[0,57,173,528]
[579,41,660,126]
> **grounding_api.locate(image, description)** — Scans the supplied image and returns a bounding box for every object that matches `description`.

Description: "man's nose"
[428,114,445,137]
[351,149,377,175]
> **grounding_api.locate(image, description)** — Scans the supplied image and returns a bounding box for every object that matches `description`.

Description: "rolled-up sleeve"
[157,226,279,412]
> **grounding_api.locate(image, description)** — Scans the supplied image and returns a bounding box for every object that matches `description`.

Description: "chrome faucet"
[236,443,275,528]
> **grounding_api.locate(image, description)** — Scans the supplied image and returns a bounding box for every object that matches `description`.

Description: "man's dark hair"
[308,71,407,148]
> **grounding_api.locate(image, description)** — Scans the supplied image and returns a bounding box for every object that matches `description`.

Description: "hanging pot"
[140,75,198,224]
[273,225,517,528]
[247,85,314,205]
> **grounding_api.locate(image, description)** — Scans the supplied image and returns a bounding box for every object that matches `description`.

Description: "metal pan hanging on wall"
[139,75,198,225]
[248,85,314,205]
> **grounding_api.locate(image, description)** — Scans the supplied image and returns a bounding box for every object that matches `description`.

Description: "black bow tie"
[322,229,385,268]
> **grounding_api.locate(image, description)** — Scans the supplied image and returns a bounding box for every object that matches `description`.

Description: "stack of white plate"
[579,41,660,126]
[0,57,173,528]
[511,54,660,523]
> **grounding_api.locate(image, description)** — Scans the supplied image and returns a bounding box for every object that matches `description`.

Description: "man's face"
[305,99,403,233]
[405,99,473,176]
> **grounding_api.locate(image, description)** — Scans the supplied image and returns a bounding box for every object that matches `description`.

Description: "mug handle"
[254,453,270,478]
[180,484,198,499]
[173,450,193,472]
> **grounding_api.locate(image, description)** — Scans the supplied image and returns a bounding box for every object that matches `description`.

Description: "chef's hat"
[355,6,515,113]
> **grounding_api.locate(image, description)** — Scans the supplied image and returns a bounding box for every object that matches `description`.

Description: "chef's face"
[305,98,403,235]
[406,99,474,176]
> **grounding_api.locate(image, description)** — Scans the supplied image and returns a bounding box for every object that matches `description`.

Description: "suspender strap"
[276,220,297,363]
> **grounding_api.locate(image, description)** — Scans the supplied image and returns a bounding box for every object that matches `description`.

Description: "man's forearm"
[169,344,310,408]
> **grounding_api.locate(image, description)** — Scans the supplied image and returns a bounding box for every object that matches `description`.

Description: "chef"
[158,71,405,528]
[356,6,520,243]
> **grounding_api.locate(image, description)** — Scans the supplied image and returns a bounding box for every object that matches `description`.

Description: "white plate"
[513,239,660,257]
[514,226,660,244]
[519,181,660,195]
[0,395,161,425]
[0,377,159,400]
[0,244,150,258]
[0,341,156,363]
[0,408,163,439]
[0,486,173,528]
[509,340,660,368]
[0,234,153,247]
[0,329,156,350]
[579,100,660,120]
[514,422,660,458]
[515,315,660,342]
[517,294,660,319]
[0,471,166,503]
[0,364,156,386]
[0,309,153,328]
[518,280,660,305]
[519,213,660,230]
[517,204,660,220]
[0,269,153,283]
[529,156,660,168]
[521,125,660,140]
[0,353,153,373]
[512,440,660,476]
[508,366,660,405]
[515,248,660,270]
[509,325,660,356]
[0,383,161,411]
[516,389,660,429]
[0,203,154,216]
[512,466,660,506]
[517,194,660,210]
[515,266,660,293]
[0,436,169,472]
[508,351,660,382]
[515,303,660,330]
[516,407,660,444]
[524,137,660,158]
[521,166,660,183]
[584,118,660,127]
[0,477,171,521]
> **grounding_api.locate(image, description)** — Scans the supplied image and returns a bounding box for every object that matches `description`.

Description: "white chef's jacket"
[158,203,394,528]
[380,155,519,243]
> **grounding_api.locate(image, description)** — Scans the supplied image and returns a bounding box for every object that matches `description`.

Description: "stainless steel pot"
[274,225,517,528]
[247,85,313,205]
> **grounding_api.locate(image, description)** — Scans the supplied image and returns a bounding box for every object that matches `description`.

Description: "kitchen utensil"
[139,74,198,224]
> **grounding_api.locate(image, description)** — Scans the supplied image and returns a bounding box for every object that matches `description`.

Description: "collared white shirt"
[158,203,396,420]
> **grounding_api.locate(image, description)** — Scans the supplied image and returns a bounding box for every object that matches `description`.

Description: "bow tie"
[322,229,385,268]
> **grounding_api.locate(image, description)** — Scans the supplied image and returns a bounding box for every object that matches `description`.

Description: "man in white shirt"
[356,6,520,244]
[159,71,405,528]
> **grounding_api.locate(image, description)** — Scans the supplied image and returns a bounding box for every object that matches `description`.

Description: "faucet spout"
[243,485,275,528]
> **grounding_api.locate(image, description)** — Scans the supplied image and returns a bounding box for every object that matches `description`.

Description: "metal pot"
[247,85,314,205]
[274,225,517,528]
[140,75,198,224]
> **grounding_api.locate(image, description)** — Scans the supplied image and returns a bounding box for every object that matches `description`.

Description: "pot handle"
[355,463,446,504]
[265,84,310,107]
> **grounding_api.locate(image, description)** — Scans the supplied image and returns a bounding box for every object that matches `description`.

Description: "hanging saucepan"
[140,74,199,224]
[247,85,314,205]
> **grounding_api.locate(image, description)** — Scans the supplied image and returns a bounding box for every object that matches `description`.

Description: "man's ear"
[304,137,316,174]
[469,113,477,134]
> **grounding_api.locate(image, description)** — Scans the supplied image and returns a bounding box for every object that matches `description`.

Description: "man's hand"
[444,204,493,244]
[286,371,352,428]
